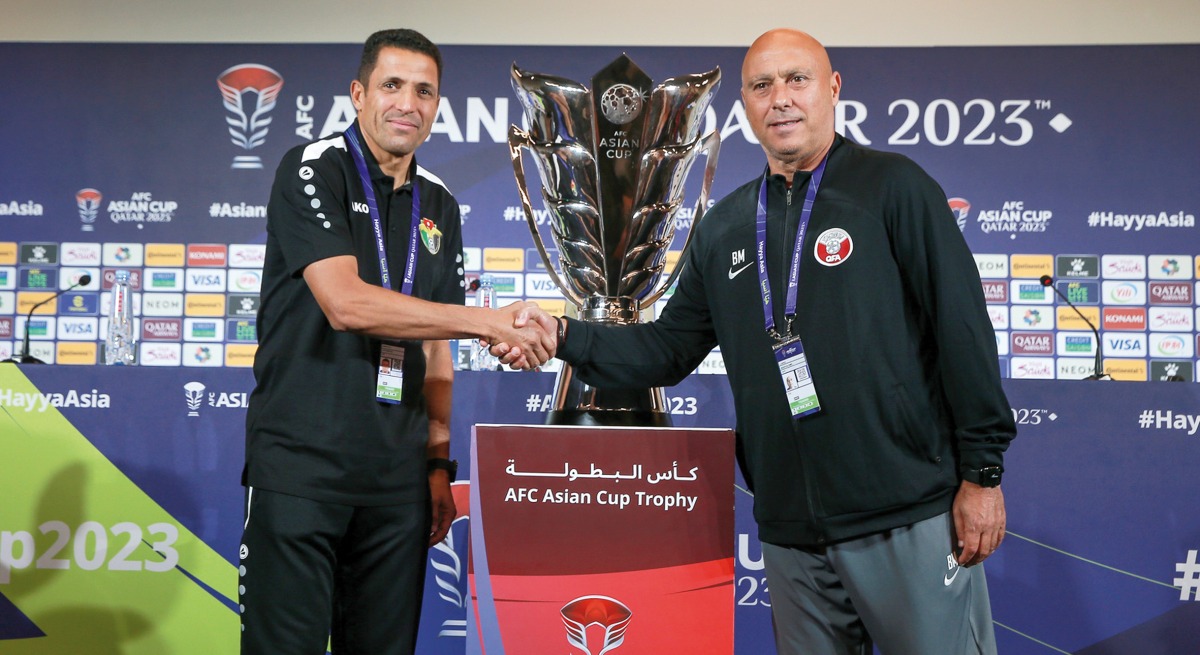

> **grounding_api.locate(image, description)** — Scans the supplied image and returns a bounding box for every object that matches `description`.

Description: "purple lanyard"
[344,123,420,296]
[756,153,828,338]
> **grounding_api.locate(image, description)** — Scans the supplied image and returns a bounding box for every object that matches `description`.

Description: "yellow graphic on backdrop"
[0,367,238,653]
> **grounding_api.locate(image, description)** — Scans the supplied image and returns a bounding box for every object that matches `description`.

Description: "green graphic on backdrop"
[0,367,238,653]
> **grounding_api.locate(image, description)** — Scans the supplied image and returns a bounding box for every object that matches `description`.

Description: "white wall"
[3,0,1198,45]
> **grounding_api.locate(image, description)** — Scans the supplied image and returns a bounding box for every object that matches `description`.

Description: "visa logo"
[62,323,95,334]
[1106,337,1142,351]
[190,274,223,285]
[530,279,557,291]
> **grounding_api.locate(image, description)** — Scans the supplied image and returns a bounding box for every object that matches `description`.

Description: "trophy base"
[547,364,673,428]
[546,408,673,428]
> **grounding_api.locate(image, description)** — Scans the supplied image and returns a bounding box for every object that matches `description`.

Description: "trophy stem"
[545,296,672,427]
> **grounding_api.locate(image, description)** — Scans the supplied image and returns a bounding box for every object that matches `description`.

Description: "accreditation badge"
[376,343,405,404]
[773,337,821,418]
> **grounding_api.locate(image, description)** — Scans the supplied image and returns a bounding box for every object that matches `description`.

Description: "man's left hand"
[952,481,1005,566]
[428,470,456,547]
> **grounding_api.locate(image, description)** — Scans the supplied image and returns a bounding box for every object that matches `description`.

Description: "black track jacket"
[557,136,1016,547]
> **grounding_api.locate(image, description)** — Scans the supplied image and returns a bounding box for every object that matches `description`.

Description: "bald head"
[742,29,832,86]
[741,29,841,177]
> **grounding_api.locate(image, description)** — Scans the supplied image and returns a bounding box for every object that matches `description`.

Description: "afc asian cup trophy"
[508,55,721,426]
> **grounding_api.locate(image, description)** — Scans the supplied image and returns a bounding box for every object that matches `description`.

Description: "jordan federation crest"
[420,217,442,255]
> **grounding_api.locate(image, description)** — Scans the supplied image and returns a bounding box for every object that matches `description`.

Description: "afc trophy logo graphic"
[561,595,632,655]
[184,381,206,417]
[947,197,971,232]
[76,188,102,232]
[217,64,284,170]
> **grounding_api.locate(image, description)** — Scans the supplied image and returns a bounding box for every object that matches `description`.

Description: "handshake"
[481,302,562,371]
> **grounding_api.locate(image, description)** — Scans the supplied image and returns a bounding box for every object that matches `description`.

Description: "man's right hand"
[488,304,559,370]
[483,302,557,370]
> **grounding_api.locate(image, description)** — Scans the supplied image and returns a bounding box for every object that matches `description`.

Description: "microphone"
[10,274,92,365]
[1039,275,1109,380]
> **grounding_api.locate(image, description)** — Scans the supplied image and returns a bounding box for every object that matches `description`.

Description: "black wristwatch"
[427,458,458,483]
[961,465,1003,487]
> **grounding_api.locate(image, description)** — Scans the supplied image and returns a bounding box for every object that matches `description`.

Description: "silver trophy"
[509,55,721,426]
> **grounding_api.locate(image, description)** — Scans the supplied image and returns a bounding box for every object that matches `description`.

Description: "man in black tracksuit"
[241,29,554,655]
[507,29,1015,654]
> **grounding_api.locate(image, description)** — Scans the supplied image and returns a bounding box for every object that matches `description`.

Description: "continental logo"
[225,343,258,367]
[185,294,227,316]
[1008,255,1053,279]
[1103,358,1147,381]
[17,291,56,315]
[145,243,187,266]
[664,250,682,274]
[531,299,567,316]
[56,342,98,365]
[482,248,525,271]
[1055,306,1100,331]
[0,242,16,265]
[187,244,228,267]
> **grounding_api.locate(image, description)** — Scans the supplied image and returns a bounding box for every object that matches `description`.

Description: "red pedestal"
[468,424,735,655]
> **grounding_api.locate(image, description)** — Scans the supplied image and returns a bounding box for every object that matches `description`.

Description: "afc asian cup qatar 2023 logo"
[561,595,632,655]
[948,197,971,232]
[76,188,102,232]
[217,64,284,170]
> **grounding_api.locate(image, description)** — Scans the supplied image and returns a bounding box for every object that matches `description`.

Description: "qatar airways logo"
[142,319,182,341]
[1149,282,1191,305]
[980,281,1007,303]
[218,64,284,170]
[1011,332,1053,355]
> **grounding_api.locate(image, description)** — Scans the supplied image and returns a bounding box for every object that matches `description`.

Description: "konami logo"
[1102,307,1147,331]
[187,244,228,267]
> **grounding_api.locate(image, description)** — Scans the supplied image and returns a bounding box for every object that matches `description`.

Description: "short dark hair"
[358,29,443,86]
